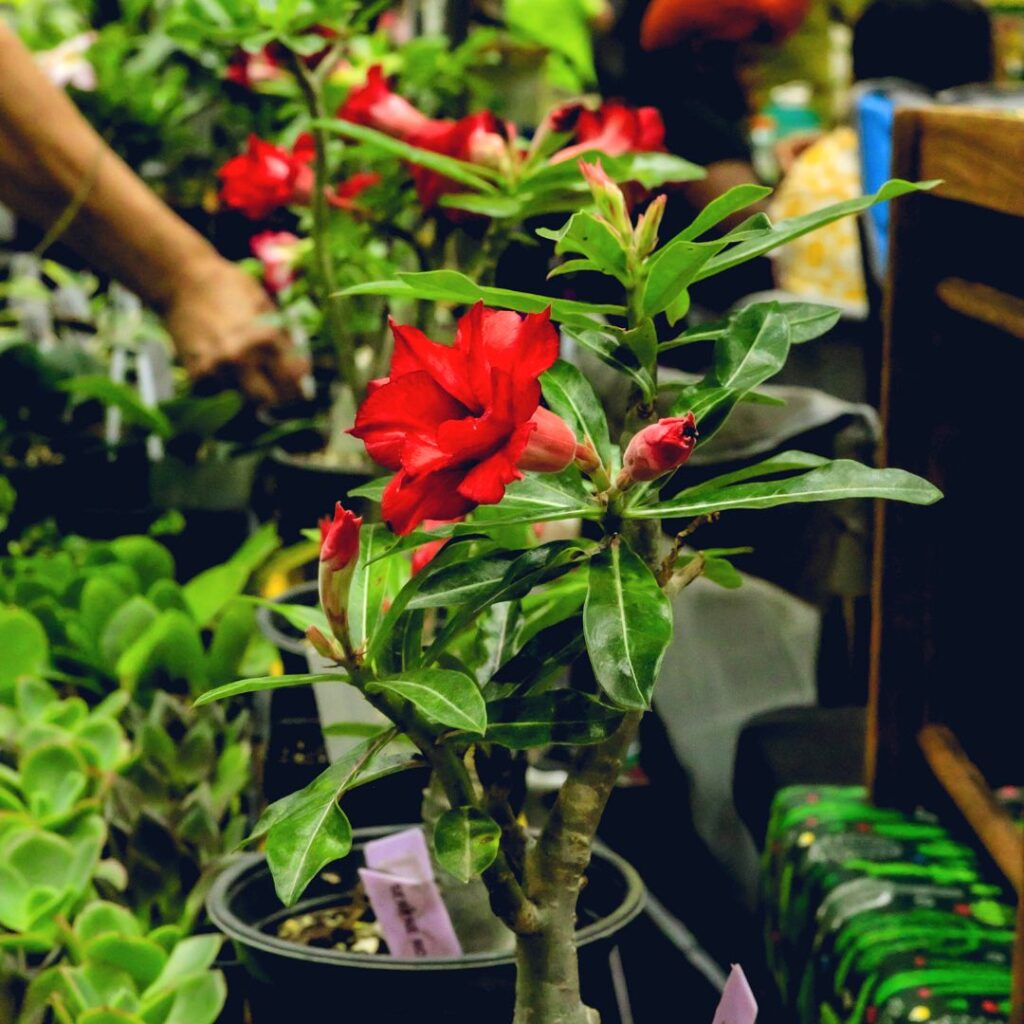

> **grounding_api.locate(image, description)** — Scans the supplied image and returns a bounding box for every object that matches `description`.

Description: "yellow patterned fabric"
[769,127,869,317]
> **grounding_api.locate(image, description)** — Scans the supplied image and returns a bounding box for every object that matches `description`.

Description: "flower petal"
[382,469,475,535]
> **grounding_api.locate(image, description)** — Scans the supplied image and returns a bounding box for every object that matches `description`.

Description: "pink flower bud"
[578,158,631,239]
[518,407,579,473]
[619,413,698,486]
[318,502,362,636]
[306,624,342,661]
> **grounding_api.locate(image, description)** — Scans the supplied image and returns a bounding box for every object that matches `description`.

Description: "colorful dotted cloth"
[763,785,1022,1024]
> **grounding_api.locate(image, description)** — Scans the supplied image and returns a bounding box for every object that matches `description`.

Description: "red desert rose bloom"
[225,46,283,87]
[619,413,698,486]
[326,171,382,212]
[250,230,300,293]
[349,303,560,535]
[218,134,315,220]
[338,66,510,209]
[550,101,666,164]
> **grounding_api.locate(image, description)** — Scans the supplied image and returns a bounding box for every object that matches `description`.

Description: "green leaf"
[367,669,486,734]
[541,360,613,469]
[696,179,936,281]
[194,672,346,706]
[457,469,600,530]
[21,742,88,818]
[265,795,352,908]
[439,193,525,218]
[537,211,628,283]
[629,459,944,519]
[505,0,596,82]
[485,691,623,748]
[407,552,521,610]
[771,302,842,344]
[59,376,172,438]
[99,597,159,671]
[561,322,656,400]
[713,304,792,392]
[182,523,279,626]
[116,610,207,695]
[602,150,705,190]
[349,525,410,649]
[150,970,226,1024]
[109,537,175,592]
[253,729,413,842]
[584,537,673,710]
[261,731,407,905]
[205,599,257,687]
[341,270,623,325]
[641,237,722,318]
[488,615,585,698]
[433,808,501,883]
[86,935,168,989]
[318,119,499,192]
[547,257,601,280]
[677,183,773,242]
[0,607,49,695]
[670,450,829,498]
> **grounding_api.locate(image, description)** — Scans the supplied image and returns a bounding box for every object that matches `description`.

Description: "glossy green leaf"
[341,270,623,326]
[561,322,657,400]
[696,179,935,280]
[0,607,49,696]
[349,525,411,649]
[367,669,486,734]
[262,731,409,905]
[194,672,346,707]
[485,691,623,748]
[584,538,673,710]
[641,237,722,317]
[537,211,629,283]
[407,552,521,610]
[541,360,613,469]
[433,807,501,883]
[713,304,792,392]
[456,469,600,530]
[488,614,585,698]
[628,459,943,519]
[87,934,168,989]
[676,183,773,241]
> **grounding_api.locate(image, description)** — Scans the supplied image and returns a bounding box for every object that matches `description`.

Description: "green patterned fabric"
[763,785,1021,1024]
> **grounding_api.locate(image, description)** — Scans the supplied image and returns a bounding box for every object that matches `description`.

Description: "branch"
[665,552,706,598]
[656,513,718,585]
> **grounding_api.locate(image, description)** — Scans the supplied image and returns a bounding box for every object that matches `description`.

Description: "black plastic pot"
[208,832,645,1024]
[254,449,374,545]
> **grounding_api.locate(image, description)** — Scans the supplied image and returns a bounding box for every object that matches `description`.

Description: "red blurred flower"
[349,303,560,534]
[326,171,382,212]
[218,134,315,219]
[639,0,810,49]
[338,66,511,209]
[250,230,301,293]
[549,101,666,164]
[618,413,698,486]
[225,46,283,88]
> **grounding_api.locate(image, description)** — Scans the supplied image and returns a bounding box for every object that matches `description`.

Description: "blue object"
[856,89,896,280]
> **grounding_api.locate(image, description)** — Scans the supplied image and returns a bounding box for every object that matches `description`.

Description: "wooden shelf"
[937,277,1024,340]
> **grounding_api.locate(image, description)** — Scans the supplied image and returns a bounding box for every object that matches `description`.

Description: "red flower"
[250,230,301,293]
[639,0,810,49]
[338,65,440,141]
[218,134,315,220]
[320,502,362,570]
[550,101,666,164]
[326,171,382,212]
[225,46,283,88]
[349,303,560,535]
[618,413,698,486]
[338,66,511,209]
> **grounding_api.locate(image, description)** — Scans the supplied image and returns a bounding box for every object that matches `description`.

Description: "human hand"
[164,257,308,405]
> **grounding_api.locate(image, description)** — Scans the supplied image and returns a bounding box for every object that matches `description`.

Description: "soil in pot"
[208,830,645,1024]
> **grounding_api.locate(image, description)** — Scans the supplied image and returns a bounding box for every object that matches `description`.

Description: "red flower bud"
[619,413,698,486]
[518,407,580,473]
[410,518,460,575]
[319,502,362,570]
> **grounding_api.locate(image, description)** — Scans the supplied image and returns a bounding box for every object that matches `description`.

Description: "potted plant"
[197,163,941,1023]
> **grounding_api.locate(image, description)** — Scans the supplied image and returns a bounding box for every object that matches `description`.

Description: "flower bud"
[618,413,698,486]
[634,193,667,258]
[518,407,579,473]
[306,624,343,661]
[410,519,458,575]
[578,159,631,240]
[318,502,362,636]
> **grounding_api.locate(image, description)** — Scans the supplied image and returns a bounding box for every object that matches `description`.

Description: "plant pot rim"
[268,447,375,477]
[255,580,319,656]
[207,827,645,971]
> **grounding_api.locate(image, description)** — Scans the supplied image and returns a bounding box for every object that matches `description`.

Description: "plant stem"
[288,52,359,398]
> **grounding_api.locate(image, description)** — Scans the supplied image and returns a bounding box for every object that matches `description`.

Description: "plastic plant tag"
[711,965,758,1024]
[358,827,462,958]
